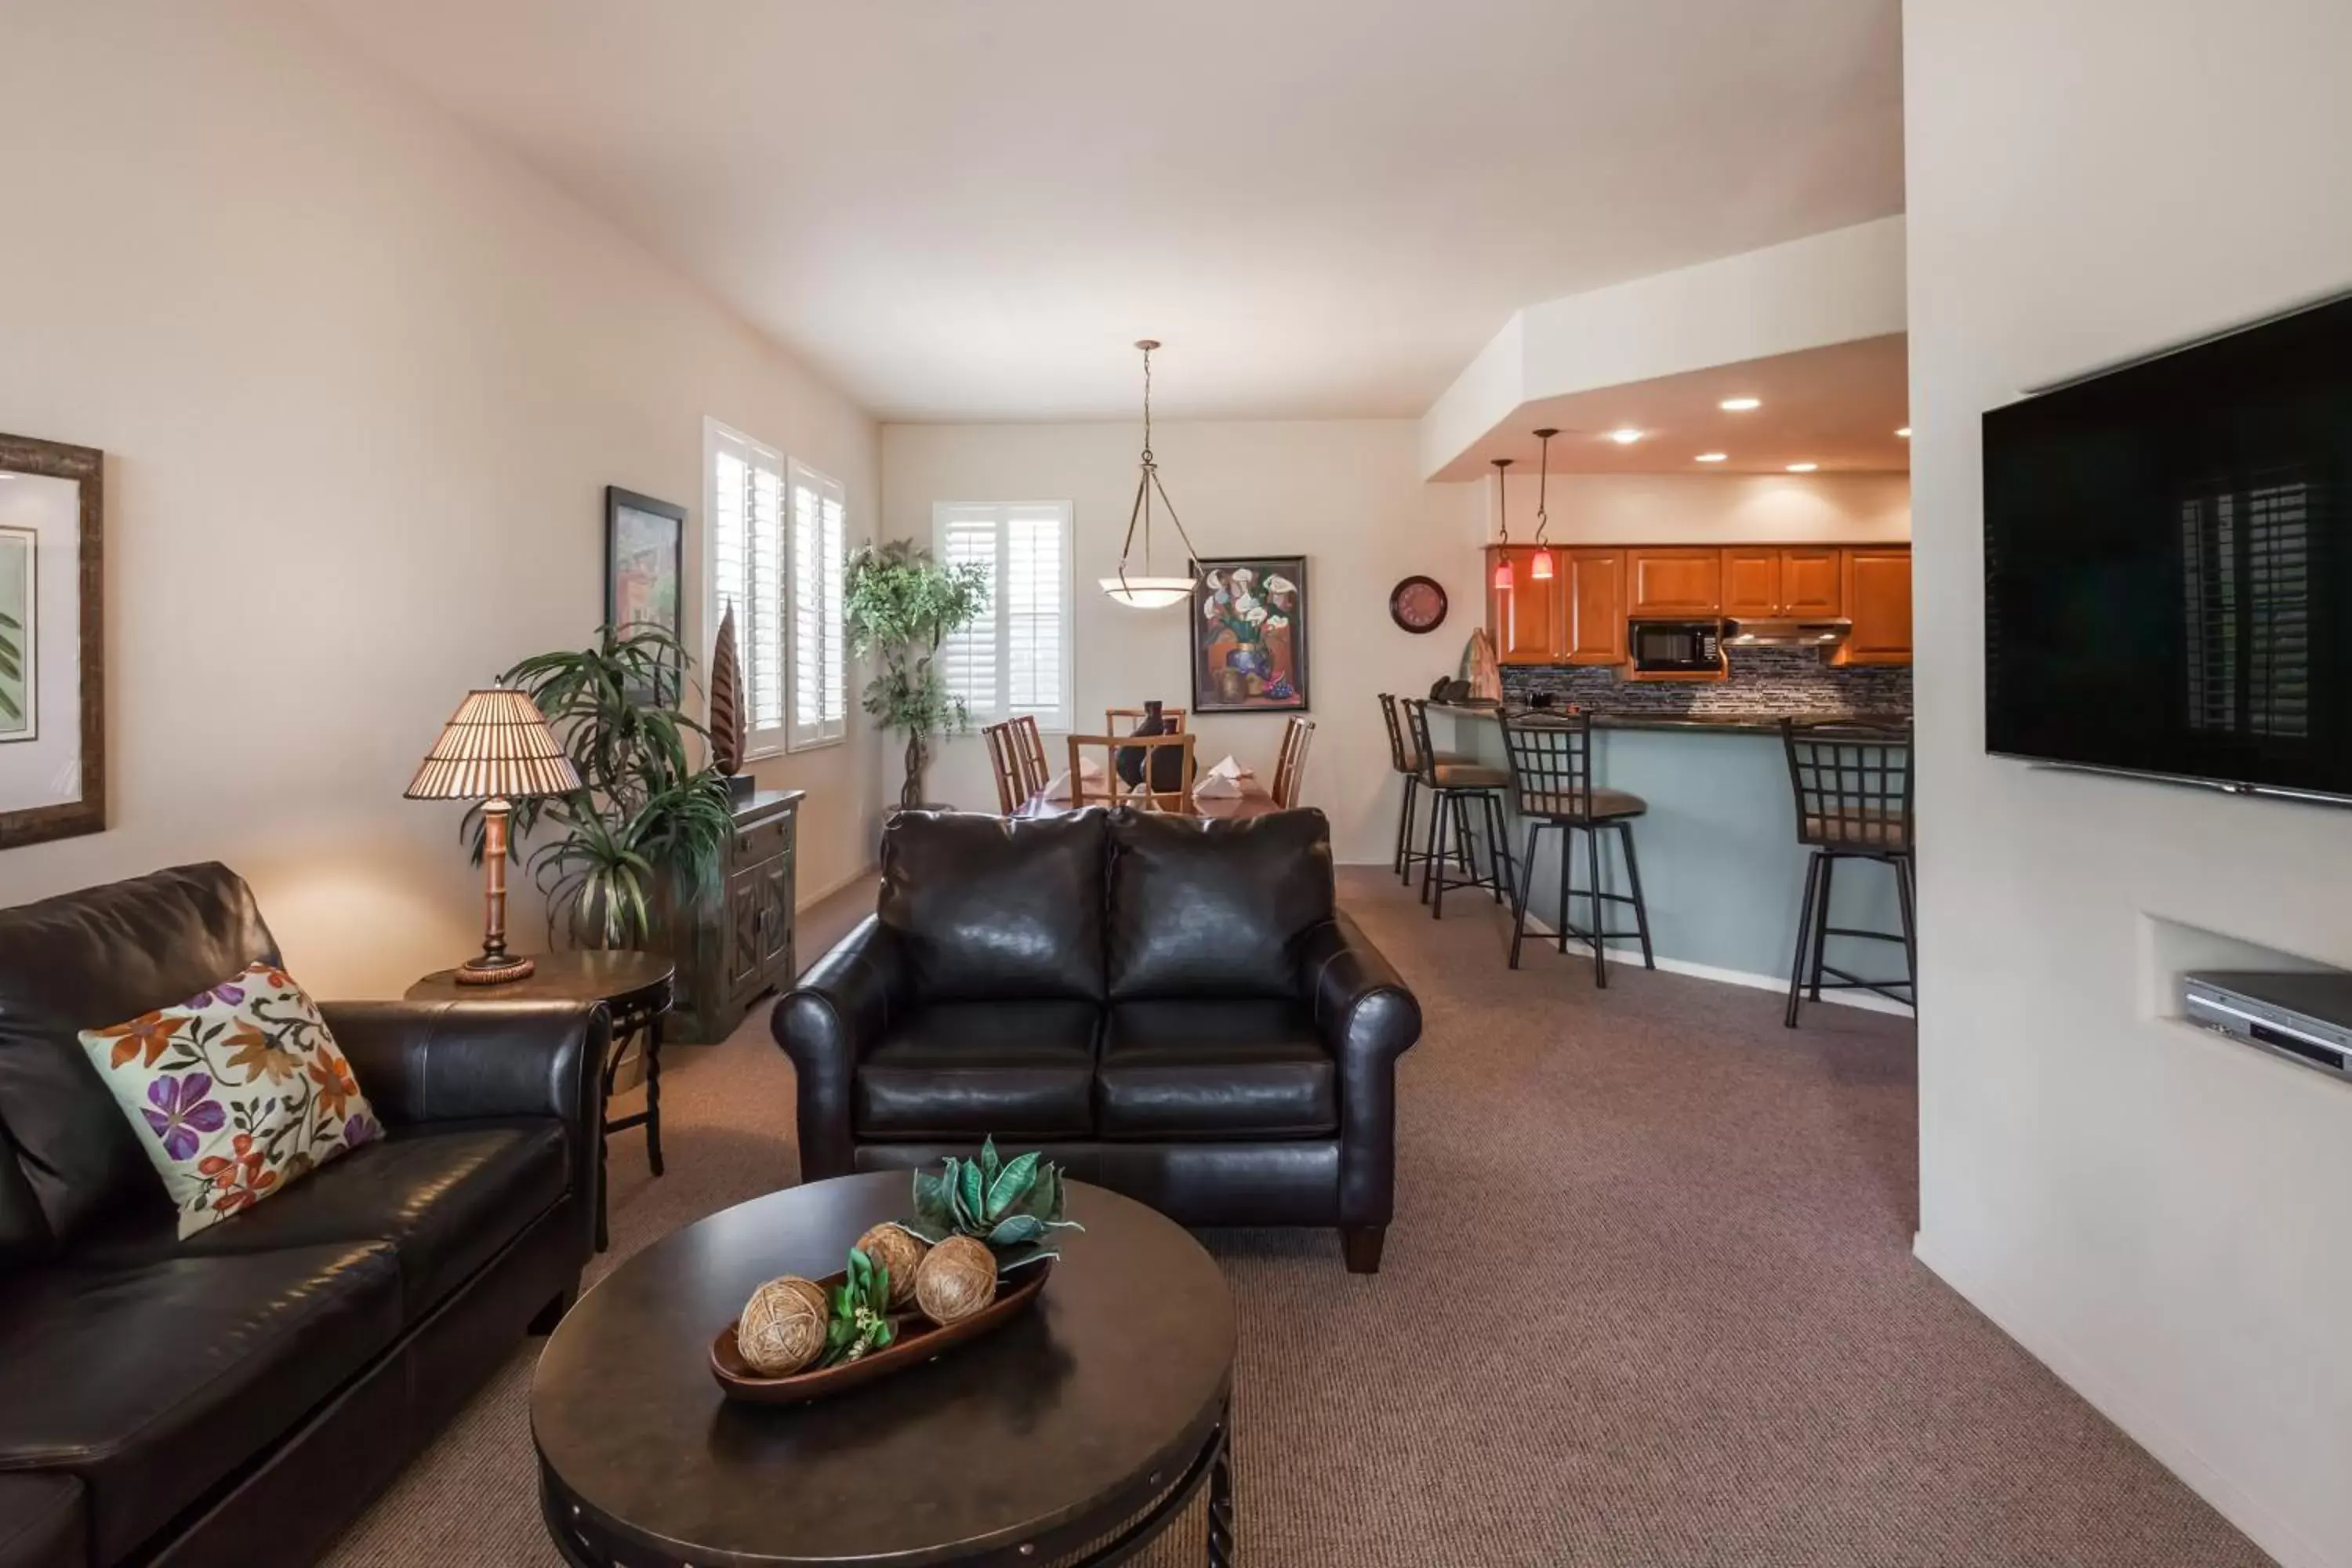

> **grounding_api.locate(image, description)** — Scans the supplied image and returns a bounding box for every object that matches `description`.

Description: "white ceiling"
[1432,333,1911,480]
[297,0,1904,423]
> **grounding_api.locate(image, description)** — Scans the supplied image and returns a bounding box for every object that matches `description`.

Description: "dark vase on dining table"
[1118,699,1184,793]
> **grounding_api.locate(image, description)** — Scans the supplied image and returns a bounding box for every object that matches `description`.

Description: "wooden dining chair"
[1269,716,1316,808]
[1009,714,1051,797]
[1065,732,1198,813]
[981,720,1025,815]
[1105,706,1188,735]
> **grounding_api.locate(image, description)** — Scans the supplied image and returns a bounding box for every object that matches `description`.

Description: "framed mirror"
[0,432,104,851]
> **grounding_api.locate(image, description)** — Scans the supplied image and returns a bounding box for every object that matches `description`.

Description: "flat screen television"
[1984,293,2352,801]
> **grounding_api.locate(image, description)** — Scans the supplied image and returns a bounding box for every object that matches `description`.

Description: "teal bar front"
[1429,708,1908,995]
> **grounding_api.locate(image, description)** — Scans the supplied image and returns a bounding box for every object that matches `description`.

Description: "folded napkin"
[1193,755,1253,799]
[1044,756,1108,801]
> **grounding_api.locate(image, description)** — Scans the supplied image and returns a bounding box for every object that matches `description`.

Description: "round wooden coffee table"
[532,1172,1236,1566]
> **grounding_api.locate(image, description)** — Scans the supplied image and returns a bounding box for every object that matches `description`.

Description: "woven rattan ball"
[856,1222,929,1311]
[736,1276,828,1376]
[913,1235,999,1326]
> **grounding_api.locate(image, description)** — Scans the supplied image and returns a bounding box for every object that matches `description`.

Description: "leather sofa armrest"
[773,915,913,1181]
[320,1000,606,1246]
[1295,915,1423,1227]
[0,1472,85,1568]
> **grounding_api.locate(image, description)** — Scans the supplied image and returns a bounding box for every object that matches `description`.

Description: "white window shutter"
[932,501,1073,733]
[706,420,788,753]
[789,461,848,750]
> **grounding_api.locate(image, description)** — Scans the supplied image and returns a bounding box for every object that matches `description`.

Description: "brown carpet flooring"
[322,868,2270,1567]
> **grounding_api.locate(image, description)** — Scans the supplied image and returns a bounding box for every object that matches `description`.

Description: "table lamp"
[405,684,583,985]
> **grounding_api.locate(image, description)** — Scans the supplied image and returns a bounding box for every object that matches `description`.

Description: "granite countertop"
[1426,702,1912,736]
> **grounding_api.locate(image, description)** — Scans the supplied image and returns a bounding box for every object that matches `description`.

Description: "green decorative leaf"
[912,1170,950,1227]
[985,1214,1047,1249]
[956,1159,985,1227]
[1023,1161,1064,1223]
[985,1151,1040,1221]
[979,1135,1003,1186]
[896,1217,949,1246]
[993,1242,1061,1274]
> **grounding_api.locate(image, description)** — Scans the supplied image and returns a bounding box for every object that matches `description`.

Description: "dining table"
[1014,780,1282,820]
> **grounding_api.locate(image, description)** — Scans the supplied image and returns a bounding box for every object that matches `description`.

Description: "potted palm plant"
[470,625,735,948]
[843,542,989,809]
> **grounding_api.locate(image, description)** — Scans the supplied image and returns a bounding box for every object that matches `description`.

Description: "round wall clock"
[1388,575,1448,634]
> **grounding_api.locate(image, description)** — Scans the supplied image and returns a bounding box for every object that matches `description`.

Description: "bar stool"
[1497,712,1656,985]
[1401,699,1515,918]
[1781,720,1916,1027]
[1377,693,1465,886]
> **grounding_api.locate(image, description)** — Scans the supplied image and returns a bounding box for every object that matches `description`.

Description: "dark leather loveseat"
[0,864,605,1568]
[776,808,1421,1272]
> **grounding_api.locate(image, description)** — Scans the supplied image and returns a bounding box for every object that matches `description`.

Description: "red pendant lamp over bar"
[1490,456,1515,591]
[1529,427,1559,581]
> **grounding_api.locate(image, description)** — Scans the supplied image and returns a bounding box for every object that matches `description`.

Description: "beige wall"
[1906,2,2352,1564]
[0,2,881,996]
[880,421,1478,864]
[1471,471,1911,546]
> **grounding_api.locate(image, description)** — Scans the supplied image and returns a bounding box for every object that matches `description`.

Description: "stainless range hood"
[1722,617,1853,648]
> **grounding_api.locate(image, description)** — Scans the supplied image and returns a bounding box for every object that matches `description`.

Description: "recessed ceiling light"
[1695,452,1728,463]
[1787,462,1819,473]
[1719,397,1762,412]
[1608,428,1643,445]
[1896,426,1911,438]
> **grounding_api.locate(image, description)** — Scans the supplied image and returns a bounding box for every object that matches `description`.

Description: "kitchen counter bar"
[1427,702,1911,736]
[1425,705,1909,1002]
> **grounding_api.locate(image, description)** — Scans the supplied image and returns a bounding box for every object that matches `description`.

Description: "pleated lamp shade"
[405,688,581,801]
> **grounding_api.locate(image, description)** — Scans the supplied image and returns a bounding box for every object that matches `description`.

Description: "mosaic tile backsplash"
[1498,648,1911,719]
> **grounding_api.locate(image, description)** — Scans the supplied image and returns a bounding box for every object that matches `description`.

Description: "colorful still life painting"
[1189,555,1309,713]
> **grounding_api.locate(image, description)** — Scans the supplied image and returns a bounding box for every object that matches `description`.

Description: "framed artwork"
[0,431,104,851]
[604,486,686,641]
[1189,556,1309,713]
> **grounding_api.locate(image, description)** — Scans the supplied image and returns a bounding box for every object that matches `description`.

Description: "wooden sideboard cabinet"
[670,787,804,1044]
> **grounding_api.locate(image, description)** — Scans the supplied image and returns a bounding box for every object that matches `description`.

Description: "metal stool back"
[1497,713,1655,984]
[1377,694,1429,884]
[1780,719,1916,1025]
[1400,699,1516,917]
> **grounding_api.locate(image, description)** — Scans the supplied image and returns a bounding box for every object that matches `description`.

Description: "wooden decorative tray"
[710,1261,1051,1404]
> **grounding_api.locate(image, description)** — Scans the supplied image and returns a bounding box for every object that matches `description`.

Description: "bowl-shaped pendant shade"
[1098,575,1196,610]
[1490,555,1515,591]
[1529,549,1555,581]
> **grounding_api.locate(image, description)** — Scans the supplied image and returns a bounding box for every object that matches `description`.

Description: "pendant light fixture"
[1100,339,1204,609]
[1490,457,1515,591]
[1529,427,1559,581]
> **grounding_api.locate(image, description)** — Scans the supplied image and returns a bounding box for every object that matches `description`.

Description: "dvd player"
[2181,971,2352,1080]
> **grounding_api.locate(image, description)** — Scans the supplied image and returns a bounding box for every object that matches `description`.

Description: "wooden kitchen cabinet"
[1780,548,1844,616]
[1485,546,1562,664]
[1560,548,1626,665]
[1627,548,1722,616]
[1721,548,1781,618]
[1838,546,1913,664]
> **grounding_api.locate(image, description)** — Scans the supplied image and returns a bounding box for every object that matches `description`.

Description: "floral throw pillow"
[77,961,382,1238]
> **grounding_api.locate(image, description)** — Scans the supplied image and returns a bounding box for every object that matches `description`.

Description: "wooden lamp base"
[457,795,534,986]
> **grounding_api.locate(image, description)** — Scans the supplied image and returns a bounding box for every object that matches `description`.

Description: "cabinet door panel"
[1562,550,1626,665]
[1839,548,1912,664]
[1780,549,1843,616]
[1721,549,1780,618]
[1486,547,1563,663]
[1627,548,1722,615]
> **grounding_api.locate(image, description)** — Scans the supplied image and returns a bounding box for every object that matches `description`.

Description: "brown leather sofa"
[775,808,1422,1272]
[0,864,606,1568]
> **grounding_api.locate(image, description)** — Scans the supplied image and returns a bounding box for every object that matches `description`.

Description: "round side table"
[532,1173,1237,1566]
[406,949,675,1250]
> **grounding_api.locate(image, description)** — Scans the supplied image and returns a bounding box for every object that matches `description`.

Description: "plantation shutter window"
[789,460,849,750]
[706,419,787,756]
[935,501,1075,732]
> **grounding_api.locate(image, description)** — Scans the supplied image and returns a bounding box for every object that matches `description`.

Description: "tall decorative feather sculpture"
[710,604,748,777]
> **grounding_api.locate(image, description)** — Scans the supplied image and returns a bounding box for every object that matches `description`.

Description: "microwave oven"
[1628,619,1722,674]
